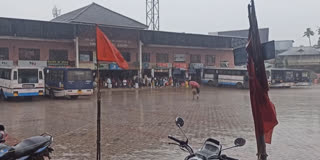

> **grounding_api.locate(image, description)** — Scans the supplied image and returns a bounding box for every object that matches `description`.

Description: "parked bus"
[202,68,248,88]
[267,68,311,87]
[0,66,45,100]
[202,68,311,89]
[44,68,94,99]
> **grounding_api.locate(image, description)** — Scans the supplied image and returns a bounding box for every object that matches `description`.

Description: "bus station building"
[0,3,247,81]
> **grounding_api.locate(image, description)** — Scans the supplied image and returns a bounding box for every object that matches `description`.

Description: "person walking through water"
[189,81,200,100]
[191,86,200,100]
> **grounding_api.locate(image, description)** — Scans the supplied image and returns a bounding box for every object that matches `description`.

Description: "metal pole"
[139,41,143,79]
[75,37,79,68]
[96,26,101,160]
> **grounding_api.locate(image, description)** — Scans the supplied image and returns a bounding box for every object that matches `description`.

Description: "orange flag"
[96,26,128,69]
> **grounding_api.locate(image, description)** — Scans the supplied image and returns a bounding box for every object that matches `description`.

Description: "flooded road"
[0,87,319,159]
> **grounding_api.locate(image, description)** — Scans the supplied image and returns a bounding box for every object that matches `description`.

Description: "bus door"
[0,68,12,94]
[294,71,301,82]
[285,71,294,82]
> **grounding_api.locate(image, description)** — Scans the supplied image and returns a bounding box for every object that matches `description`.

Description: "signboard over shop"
[18,60,47,67]
[109,63,122,70]
[143,62,150,69]
[156,63,172,69]
[173,63,188,69]
[0,60,13,67]
[47,61,69,67]
[97,63,109,70]
[190,63,204,69]
[79,38,137,48]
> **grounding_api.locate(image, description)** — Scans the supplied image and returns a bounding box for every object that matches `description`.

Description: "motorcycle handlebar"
[168,135,183,144]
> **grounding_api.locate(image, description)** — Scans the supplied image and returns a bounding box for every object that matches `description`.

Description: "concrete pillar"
[139,41,143,78]
[151,69,154,78]
[75,37,79,68]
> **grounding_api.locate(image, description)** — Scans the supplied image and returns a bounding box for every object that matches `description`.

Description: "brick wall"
[0,38,235,69]
[142,46,235,68]
[0,39,75,62]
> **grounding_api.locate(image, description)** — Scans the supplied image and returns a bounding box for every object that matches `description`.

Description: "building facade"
[276,47,320,73]
[0,3,247,82]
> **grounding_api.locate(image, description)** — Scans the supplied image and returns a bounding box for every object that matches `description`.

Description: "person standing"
[107,77,112,88]
[0,125,7,143]
[123,78,127,88]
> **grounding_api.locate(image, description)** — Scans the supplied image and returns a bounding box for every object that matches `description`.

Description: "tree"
[303,28,314,47]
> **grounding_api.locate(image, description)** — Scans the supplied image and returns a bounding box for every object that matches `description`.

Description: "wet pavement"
[0,86,320,160]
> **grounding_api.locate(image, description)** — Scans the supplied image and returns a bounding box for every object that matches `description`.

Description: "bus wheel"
[70,96,79,100]
[24,96,33,101]
[236,83,243,89]
[208,81,214,86]
[49,90,55,99]
[0,90,4,101]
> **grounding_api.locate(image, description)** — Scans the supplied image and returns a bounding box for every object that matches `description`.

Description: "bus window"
[302,72,309,77]
[18,69,38,84]
[67,70,92,81]
[285,71,294,81]
[0,69,11,80]
[39,71,43,80]
[13,71,17,80]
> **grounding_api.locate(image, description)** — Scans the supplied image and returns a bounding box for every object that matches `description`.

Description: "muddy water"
[0,86,319,159]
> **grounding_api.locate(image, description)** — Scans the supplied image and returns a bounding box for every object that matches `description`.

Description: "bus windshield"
[18,69,38,84]
[67,70,92,81]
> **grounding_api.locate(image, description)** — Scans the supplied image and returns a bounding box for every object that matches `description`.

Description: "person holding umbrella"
[189,81,200,100]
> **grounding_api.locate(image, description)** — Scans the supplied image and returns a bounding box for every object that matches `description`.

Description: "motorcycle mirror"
[234,138,246,147]
[175,117,184,128]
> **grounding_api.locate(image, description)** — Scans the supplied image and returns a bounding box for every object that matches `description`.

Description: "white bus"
[0,64,45,100]
[202,68,249,88]
[202,68,311,89]
[266,68,311,88]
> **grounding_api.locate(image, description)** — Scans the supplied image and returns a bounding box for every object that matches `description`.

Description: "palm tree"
[303,28,314,47]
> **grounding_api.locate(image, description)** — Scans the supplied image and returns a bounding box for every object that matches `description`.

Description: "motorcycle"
[0,125,54,160]
[168,117,246,160]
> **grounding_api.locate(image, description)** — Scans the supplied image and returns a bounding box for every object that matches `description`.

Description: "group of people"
[141,76,172,88]
[103,77,139,88]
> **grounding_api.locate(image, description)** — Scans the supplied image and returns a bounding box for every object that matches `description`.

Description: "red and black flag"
[246,0,278,145]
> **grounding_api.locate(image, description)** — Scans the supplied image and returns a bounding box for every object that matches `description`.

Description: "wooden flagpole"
[248,1,268,160]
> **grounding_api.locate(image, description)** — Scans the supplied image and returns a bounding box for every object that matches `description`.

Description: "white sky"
[1,0,319,46]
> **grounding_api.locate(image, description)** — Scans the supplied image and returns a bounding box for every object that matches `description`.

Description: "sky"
[0,0,319,46]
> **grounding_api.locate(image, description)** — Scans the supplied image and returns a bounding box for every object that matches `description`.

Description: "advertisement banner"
[0,60,13,67]
[19,61,47,67]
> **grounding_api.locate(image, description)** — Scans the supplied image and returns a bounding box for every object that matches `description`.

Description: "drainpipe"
[75,37,79,68]
[139,41,143,79]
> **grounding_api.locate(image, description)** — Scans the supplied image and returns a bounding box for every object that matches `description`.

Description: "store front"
[189,63,204,83]
[172,63,188,83]
[152,63,172,78]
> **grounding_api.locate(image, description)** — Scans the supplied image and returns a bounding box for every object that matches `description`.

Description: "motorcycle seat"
[13,136,51,158]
